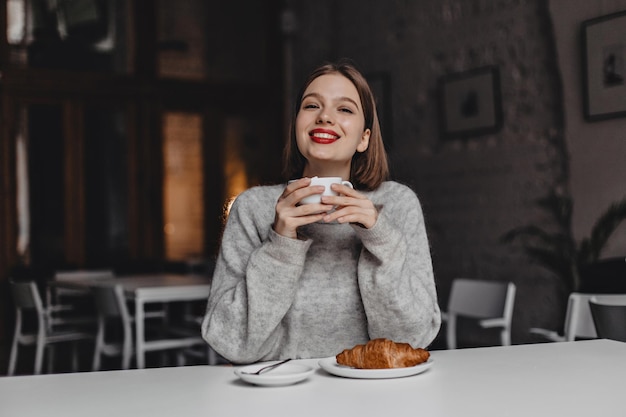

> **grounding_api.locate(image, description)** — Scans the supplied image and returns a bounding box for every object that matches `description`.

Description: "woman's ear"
[357,129,371,153]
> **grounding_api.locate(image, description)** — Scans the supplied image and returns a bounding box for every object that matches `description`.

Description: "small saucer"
[234,363,315,387]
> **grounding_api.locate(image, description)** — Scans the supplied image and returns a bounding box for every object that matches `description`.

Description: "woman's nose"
[317,111,333,124]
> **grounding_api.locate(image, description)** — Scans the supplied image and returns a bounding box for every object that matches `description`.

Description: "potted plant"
[501,190,626,292]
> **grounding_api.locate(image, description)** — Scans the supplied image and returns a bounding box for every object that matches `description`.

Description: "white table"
[52,273,211,368]
[1,339,624,416]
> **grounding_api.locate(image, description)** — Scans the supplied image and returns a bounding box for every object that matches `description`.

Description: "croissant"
[336,338,430,369]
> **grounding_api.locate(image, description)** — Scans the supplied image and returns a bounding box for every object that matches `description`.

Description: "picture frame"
[582,10,626,121]
[438,66,503,139]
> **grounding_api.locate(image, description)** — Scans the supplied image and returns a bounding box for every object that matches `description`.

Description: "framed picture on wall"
[582,10,626,121]
[438,66,503,139]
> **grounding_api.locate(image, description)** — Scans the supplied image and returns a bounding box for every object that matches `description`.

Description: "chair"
[175,314,222,366]
[589,296,626,342]
[92,285,134,370]
[441,278,516,349]
[530,293,626,342]
[8,280,93,376]
[177,344,222,366]
[91,284,206,370]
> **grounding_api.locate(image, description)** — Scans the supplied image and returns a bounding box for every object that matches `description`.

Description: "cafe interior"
[1,0,626,380]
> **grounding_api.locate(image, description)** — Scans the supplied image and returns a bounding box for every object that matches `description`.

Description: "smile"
[309,129,339,144]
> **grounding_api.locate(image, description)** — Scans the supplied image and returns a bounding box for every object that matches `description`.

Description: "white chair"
[91,284,207,370]
[92,284,169,370]
[92,285,134,370]
[530,293,626,342]
[177,344,221,366]
[441,278,516,349]
[175,314,221,366]
[8,280,93,375]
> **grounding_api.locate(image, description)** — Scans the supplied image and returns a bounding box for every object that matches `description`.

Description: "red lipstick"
[309,128,339,144]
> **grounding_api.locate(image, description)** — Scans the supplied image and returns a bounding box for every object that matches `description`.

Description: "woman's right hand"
[273,178,334,239]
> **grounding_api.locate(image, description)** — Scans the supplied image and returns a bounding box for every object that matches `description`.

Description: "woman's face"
[295,73,370,173]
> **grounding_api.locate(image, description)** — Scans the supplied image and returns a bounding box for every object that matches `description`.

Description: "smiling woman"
[283,62,388,191]
[201,60,441,365]
[295,73,371,179]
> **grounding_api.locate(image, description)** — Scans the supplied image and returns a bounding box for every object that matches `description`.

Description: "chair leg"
[92,319,105,371]
[501,329,511,346]
[8,311,23,376]
[71,342,80,372]
[446,314,457,349]
[208,346,218,365]
[92,351,101,372]
[176,350,186,366]
[8,342,19,376]
[34,335,45,375]
[122,343,131,370]
[122,324,132,370]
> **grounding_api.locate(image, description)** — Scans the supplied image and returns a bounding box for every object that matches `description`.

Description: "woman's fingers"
[329,183,361,198]
[324,205,378,229]
[321,187,378,229]
[274,179,335,238]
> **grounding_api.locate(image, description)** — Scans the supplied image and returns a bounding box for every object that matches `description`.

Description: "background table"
[52,273,211,368]
[1,339,624,417]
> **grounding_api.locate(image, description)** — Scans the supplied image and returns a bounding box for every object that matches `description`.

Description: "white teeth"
[313,132,338,139]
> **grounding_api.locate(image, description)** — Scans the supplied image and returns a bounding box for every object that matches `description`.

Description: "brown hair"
[282,60,389,190]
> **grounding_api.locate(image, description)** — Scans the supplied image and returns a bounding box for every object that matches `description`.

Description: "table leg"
[136,297,145,369]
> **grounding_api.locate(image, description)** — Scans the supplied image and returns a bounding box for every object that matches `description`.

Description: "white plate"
[318,357,433,379]
[234,363,315,386]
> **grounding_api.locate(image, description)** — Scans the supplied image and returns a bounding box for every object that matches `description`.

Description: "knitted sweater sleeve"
[353,183,441,348]
[201,188,311,364]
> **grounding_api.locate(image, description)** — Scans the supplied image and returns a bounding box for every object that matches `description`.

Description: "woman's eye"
[303,103,319,109]
[339,107,354,114]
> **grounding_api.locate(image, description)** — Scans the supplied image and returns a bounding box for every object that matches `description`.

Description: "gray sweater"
[201,181,441,364]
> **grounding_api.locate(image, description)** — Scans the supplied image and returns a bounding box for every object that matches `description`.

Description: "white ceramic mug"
[298,176,353,205]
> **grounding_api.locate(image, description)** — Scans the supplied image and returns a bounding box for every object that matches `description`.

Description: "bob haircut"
[282,60,389,190]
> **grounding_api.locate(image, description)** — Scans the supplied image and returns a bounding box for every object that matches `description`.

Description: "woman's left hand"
[321,183,378,229]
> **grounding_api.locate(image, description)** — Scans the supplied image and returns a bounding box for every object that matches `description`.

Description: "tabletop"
[1,339,624,417]
[51,273,211,301]
[52,273,210,290]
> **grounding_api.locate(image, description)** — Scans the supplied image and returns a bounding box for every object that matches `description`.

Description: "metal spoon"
[242,358,292,375]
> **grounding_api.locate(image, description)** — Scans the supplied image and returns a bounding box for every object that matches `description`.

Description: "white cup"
[298,176,353,205]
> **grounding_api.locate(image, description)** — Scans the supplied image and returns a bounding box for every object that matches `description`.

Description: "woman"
[202,60,440,363]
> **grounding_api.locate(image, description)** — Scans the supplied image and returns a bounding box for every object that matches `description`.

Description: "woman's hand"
[273,178,335,239]
[321,183,379,229]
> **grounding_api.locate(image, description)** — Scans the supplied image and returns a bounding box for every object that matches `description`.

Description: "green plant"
[501,191,626,292]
